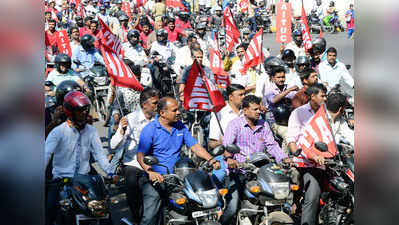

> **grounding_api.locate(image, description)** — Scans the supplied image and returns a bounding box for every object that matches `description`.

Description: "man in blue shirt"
[71,34,105,78]
[137,96,221,225]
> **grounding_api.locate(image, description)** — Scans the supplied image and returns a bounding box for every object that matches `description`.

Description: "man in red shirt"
[175,11,192,30]
[140,22,152,51]
[79,16,93,37]
[164,17,186,43]
[45,19,58,49]
[88,20,102,49]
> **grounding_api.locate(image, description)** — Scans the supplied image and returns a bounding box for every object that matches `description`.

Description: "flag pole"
[195,59,225,137]
[258,28,263,73]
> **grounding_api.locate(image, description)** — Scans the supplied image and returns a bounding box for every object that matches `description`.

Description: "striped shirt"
[222,115,287,164]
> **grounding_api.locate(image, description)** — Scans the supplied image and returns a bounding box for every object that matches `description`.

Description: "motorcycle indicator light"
[175,197,186,205]
[219,189,228,196]
[250,186,261,193]
[291,185,299,191]
[74,186,88,195]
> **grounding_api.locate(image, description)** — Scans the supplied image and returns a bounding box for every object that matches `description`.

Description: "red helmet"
[63,91,91,119]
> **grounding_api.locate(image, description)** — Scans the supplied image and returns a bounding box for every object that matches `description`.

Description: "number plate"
[192,207,220,218]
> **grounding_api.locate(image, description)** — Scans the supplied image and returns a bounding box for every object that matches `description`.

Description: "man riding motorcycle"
[45,91,117,225]
[71,34,105,78]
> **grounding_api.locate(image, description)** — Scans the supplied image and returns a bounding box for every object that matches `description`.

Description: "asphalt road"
[92,31,354,225]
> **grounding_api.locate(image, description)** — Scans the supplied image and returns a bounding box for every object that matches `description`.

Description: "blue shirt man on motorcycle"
[71,34,105,78]
[137,97,221,225]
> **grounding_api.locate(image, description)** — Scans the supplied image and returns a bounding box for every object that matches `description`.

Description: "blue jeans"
[249,17,257,33]
[347,28,354,38]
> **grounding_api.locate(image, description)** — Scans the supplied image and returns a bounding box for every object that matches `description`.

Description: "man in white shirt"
[285,29,306,58]
[109,88,160,224]
[209,84,246,149]
[326,92,354,146]
[150,28,179,62]
[281,49,303,88]
[230,44,269,93]
[174,35,198,75]
[85,0,98,17]
[318,47,354,90]
[122,29,148,67]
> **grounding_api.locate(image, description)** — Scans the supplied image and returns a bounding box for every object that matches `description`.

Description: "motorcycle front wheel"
[267,211,294,225]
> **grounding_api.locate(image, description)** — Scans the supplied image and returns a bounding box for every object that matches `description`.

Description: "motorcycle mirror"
[293,148,302,157]
[73,60,81,65]
[44,81,55,87]
[144,156,159,166]
[314,142,328,152]
[346,64,351,70]
[226,144,240,154]
[210,145,225,157]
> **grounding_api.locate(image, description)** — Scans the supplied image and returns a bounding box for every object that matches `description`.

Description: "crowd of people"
[44,0,355,225]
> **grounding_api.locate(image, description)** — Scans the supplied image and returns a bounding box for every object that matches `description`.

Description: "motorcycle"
[323,11,344,33]
[256,8,272,33]
[308,9,322,34]
[56,174,113,225]
[141,145,227,225]
[225,144,298,225]
[298,142,354,225]
[150,53,179,99]
[74,60,111,122]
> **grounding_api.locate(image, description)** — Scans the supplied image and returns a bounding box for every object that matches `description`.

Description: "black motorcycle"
[142,146,226,225]
[256,8,272,33]
[150,53,179,99]
[56,174,113,225]
[308,9,322,33]
[225,144,297,225]
[74,60,111,123]
[298,142,354,225]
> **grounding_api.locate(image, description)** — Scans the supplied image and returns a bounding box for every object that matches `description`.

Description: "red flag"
[166,0,186,9]
[100,45,144,91]
[209,49,230,88]
[122,2,132,20]
[184,61,226,112]
[319,27,323,38]
[240,29,264,74]
[275,1,292,43]
[98,18,122,56]
[224,7,240,53]
[293,104,338,168]
[300,0,312,51]
[56,30,73,57]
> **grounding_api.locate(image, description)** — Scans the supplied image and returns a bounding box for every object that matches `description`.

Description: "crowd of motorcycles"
[45,4,353,225]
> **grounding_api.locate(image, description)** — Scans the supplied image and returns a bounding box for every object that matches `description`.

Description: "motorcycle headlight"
[87,200,107,217]
[196,189,218,209]
[270,182,290,200]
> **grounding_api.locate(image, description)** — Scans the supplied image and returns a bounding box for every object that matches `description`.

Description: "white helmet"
[213,5,222,11]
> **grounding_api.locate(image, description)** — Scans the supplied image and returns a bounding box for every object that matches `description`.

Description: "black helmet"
[127,29,140,45]
[168,17,175,24]
[174,157,196,179]
[80,34,95,51]
[281,49,296,61]
[54,53,72,73]
[55,80,82,106]
[295,56,310,73]
[312,37,326,53]
[179,11,189,21]
[272,102,291,126]
[264,56,286,74]
[156,29,168,45]
[118,14,129,22]
[75,16,84,27]
[292,29,303,46]
[196,22,206,37]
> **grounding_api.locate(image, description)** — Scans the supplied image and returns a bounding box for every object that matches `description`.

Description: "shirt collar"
[271,82,287,91]
[137,108,150,123]
[240,115,264,131]
[226,103,241,116]
[305,102,316,114]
